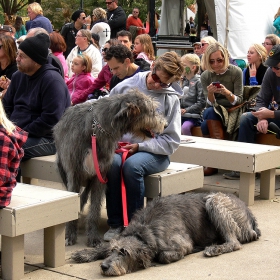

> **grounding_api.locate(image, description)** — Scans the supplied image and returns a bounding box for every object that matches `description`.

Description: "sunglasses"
[271,66,280,70]
[105,1,113,4]
[209,58,224,64]
[201,43,208,47]
[151,69,171,88]
[262,42,273,46]
[81,17,86,20]
[102,47,108,53]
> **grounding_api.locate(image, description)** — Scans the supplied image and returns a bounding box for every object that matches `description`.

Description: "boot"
[203,120,225,176]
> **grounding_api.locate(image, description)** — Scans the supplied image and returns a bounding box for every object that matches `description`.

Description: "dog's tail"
[56,155,68,187]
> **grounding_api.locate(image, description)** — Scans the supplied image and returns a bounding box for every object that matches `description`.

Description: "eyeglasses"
[262,42,273,46]
[76,35,84,38]
[201,43,208,47]
[271,66,280,70]
[105,1,113,4]
[151,69,171,88]
[102,47,108,52]
[209,58,224,64]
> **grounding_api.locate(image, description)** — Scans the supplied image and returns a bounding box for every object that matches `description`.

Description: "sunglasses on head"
[151,69,171,88]
[209,58,224,64]
[271,66,280,70]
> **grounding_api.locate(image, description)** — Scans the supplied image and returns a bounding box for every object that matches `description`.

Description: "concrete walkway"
[2,170,280,280]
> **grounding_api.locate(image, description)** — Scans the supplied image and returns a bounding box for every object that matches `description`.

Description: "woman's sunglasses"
[151,69,171,88]
[209,58,224,64]
[102,48,108,53]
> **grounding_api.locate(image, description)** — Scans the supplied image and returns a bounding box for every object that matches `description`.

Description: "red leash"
[91,136,129,227]
[91,136,108,184]
[115,142,131,227]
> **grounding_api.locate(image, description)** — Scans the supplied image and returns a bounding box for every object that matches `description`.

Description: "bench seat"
[20,155,204,198]
[0,183,80,280]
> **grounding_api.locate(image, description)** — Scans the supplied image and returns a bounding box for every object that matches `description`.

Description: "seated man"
[105,44,150,90]
[223,44,280,180]
[3,33,70,167]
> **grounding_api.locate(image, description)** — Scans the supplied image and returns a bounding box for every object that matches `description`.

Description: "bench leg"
[239,172,255,206]
[44,223,65,267]
[260,168,275,200]
[1,234,24,280]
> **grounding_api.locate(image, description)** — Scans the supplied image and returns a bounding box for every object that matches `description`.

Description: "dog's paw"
[203,245,222,257]
[65,235,77,246]
[87,236,102,247]
[72,249,94,263]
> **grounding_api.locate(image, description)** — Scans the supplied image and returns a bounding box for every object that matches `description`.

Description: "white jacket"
[66,44,102,78]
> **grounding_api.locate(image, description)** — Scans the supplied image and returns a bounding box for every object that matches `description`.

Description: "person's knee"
[181,121,193,135]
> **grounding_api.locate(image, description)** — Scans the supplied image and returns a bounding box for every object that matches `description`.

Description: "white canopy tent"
[159,0,279,59]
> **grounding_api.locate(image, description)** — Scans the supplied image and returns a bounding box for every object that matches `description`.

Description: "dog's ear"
[114,102,141,120]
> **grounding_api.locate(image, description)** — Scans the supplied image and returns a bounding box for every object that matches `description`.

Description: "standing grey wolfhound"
[53,89,167,247]
[72,192,261,276]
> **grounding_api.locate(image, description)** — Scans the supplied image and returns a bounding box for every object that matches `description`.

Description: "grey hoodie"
[109,71,181,155]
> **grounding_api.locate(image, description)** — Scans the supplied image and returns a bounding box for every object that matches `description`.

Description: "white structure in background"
[159,0,279,60]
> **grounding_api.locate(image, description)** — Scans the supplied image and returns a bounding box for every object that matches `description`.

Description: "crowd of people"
[0,1,280,241]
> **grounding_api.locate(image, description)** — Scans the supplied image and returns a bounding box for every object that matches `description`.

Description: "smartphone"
[212,82,221,88]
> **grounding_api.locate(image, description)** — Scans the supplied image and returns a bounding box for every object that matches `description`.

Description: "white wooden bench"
[0,183,80,280]
[20,155,204,199]
[171,135,280,206]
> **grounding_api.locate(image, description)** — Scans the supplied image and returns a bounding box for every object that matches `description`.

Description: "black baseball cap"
[265,44,280,67]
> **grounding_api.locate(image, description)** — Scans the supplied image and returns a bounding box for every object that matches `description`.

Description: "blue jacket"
[30,15,53,33]
[3,64,70,138]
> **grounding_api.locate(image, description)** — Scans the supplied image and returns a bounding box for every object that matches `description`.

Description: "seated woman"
[243,43,267,85]
[200,42,243,176]
[180,53,206,135]
[262,34,280,55]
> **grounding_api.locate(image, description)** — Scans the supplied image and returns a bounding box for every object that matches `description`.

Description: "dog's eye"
[119,248,127,256]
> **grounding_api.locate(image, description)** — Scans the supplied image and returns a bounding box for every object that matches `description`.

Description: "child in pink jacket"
[67,54,95,105]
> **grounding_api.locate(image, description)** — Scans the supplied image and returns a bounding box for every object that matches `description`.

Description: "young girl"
[0,100,27,208]
[180,53,206,135]
[133,34,155,65]
[66,54,95,105]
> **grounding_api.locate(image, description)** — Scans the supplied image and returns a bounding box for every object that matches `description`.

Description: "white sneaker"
[104,227,122,241]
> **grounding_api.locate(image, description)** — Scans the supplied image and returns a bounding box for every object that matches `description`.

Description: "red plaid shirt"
[0,126,28,207]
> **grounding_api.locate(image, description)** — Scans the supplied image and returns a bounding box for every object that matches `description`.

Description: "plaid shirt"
[0,126,27,207]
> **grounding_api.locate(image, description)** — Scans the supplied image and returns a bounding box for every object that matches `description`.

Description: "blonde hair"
[92,8,107,20]
[28,2,43,16]
[154,51,184,82]
[0,100,15,135]
[265,34,280,45]
[181,53,200,75]
[75,54,92,73]
[79,29,92,44]
[251,44,267,63]
[202,42,229,72]
[134,34,155,61]
[201,36,217,45]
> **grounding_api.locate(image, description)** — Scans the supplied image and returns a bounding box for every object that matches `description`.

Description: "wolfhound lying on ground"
[53,90,167,247]
[72,192,261,276]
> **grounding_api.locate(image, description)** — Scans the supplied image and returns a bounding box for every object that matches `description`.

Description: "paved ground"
[1,169,280,280]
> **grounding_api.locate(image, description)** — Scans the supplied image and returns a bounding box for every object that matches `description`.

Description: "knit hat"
[71,10,84,22]
[265,44,280,67]
[19,33,50,65]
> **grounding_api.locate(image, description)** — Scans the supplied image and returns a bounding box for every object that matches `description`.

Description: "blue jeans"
[106,152,170,227]
[201,107,222,135]
[238,112,280,143]
[22,137,56,161]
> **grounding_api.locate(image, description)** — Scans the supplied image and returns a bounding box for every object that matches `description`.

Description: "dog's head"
[111,89,167,139]
[100,236,153,276]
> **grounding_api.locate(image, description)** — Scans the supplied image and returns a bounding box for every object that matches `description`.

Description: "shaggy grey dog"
[53,90,167,247]
[72,192,261,276]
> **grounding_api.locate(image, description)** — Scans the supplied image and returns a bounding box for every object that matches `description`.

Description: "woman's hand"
[249,63,257,77]
[121,143,139,155]
[0,77,10,90]
[181,108,187,115]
